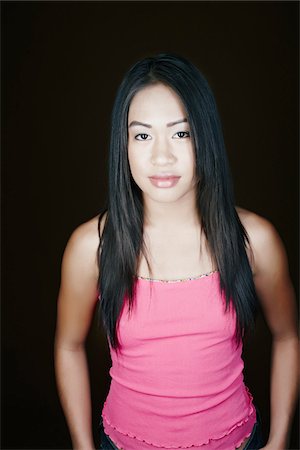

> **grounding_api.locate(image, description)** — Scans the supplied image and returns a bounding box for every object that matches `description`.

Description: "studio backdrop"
[2,2,298,449]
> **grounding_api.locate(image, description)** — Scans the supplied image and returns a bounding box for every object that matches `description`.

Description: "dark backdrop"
[2,1,299,449]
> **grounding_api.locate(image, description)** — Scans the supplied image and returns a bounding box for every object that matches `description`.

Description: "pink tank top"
[101,270,256,449]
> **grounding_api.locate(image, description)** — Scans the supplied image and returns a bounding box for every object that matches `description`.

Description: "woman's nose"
[150,139,176,166]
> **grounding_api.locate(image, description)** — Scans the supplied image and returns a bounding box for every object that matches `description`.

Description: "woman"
[54,54,299,450]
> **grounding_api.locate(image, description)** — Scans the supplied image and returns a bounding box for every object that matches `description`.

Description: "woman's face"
[127,82,197,206]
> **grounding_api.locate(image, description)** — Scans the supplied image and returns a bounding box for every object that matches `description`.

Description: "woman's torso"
[101,275,256,449]
[99,207,257,449]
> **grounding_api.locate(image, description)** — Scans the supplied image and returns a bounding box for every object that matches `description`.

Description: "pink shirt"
[101,270,256,449]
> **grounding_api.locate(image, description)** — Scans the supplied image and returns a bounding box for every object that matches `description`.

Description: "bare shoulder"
[67,215,99,258]
[55,213,107,346]
[236,207,297,340]
[235,206,289,278]
[68,212,107,249]
[62,212,107,281]
[235,205,273,237]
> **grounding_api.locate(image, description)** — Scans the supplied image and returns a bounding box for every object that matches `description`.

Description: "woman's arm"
[54,217,101,450]
[248,214,299,450]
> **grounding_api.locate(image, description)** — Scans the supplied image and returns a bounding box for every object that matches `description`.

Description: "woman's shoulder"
[235,206,286,277]
[69,214,100,248]
[236,205,269,228]
[62,212,107,278]
[69,211,107,245]
[235,205,277,240]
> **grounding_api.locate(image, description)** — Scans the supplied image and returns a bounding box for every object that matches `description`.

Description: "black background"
[2,1,299,449]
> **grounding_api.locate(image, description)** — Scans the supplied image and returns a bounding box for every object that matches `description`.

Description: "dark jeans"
[243,407,265,450]
[99,408,265,450]
[99,417,119,450]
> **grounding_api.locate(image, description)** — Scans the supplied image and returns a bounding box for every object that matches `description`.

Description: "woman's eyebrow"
[128,118,188,128]
[167,118,188,127]
[128,120,152,128]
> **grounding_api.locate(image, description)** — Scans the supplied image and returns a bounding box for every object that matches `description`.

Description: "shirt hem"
[102,399,256,449]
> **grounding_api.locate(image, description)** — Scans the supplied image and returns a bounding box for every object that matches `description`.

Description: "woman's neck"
[143,195,200,231]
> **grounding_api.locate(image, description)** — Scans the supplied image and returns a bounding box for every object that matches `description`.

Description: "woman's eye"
[173,131,190,139]
[135,133,151,141]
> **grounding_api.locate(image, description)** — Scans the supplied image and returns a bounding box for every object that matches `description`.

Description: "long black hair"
[97,53,259,352]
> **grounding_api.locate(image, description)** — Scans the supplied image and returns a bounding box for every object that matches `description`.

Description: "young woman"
[54,54,299,450]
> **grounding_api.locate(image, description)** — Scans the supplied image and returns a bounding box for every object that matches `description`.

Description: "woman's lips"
[149,175,181,188]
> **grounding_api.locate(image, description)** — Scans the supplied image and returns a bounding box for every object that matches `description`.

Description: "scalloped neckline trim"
[136,269,219,284]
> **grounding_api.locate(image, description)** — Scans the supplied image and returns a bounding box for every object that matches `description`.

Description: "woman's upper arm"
[247,214,298,340]
[55,218,101,350]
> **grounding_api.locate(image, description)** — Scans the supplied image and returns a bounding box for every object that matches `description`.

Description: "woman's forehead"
[128,83,187,124]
